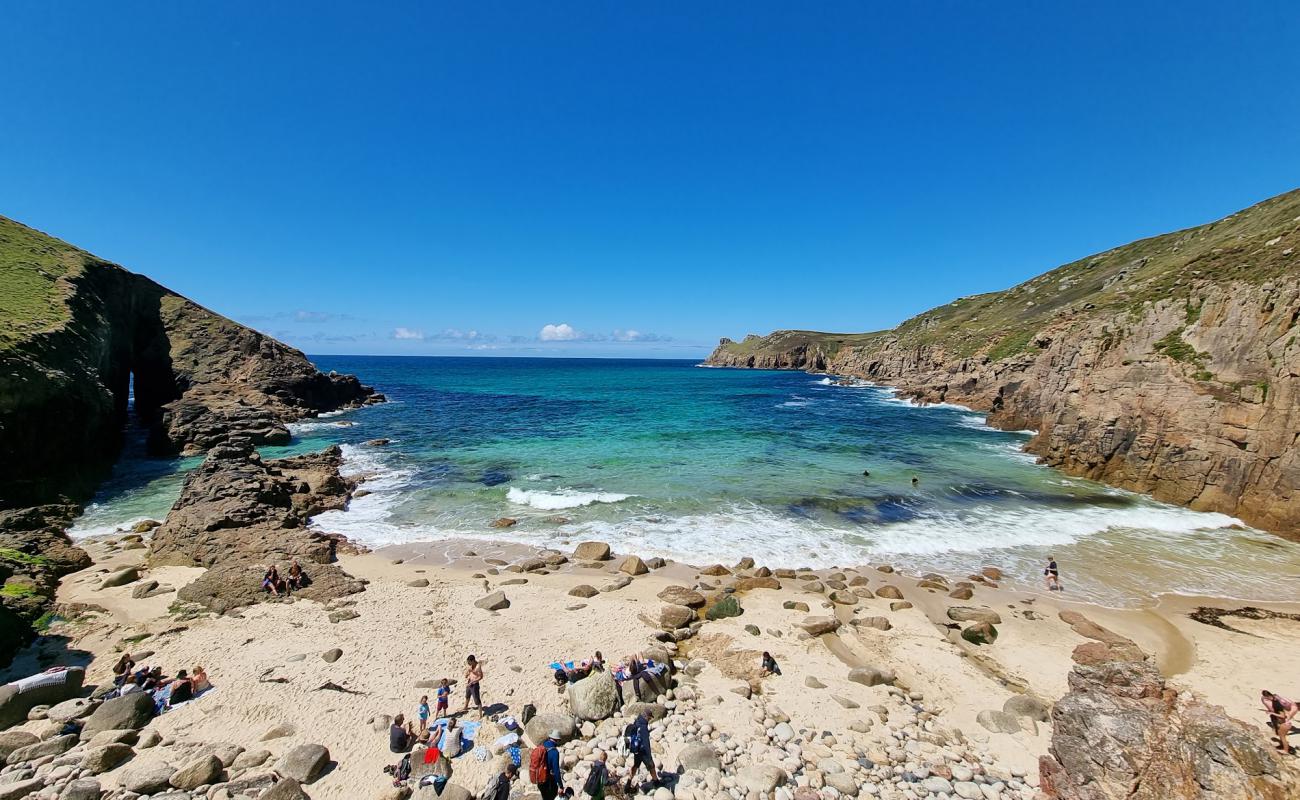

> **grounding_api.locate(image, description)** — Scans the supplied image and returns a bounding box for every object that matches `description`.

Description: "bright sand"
[8,535,1299,800]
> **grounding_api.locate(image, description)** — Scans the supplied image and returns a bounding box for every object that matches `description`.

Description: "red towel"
[424,746,440,765]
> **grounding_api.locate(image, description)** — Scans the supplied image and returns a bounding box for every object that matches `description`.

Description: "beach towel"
[8,667,73,694]
[548,661,577,672]
[161,686,217,713]
[423,746,441,765]
[492,732,519,751]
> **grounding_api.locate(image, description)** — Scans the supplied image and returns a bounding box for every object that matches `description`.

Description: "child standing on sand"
[418,695,431,733]
[436,678,451,718]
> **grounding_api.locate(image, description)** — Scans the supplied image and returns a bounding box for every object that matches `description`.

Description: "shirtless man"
[462,654,484,716]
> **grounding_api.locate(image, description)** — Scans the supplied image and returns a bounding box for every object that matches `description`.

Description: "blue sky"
[3,2,1297,358]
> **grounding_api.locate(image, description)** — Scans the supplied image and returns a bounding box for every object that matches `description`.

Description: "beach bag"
[583,763,605,797]
[529,745,550,785]
[624,722,643,752]
[396,753,412,782]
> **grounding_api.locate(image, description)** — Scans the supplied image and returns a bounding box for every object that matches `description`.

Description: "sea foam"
[505,487,633,511]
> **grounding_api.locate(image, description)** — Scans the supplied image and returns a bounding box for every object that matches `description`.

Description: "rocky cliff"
[0,215,380,663]
[707,189,1300,536]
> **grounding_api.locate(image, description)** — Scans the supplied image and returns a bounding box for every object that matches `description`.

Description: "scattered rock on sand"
[948,586,974,600]
[474,591,510,611]
[1003,693,1051,721]
[321,648,343,663]
[406,578,430,588]
[700,564,731,576]
[805,676,826,689]
[573,541,611,560]
[890,601,913,611]
[875,585,904,599]
[736,576,781,591]
[782,600,809,612]
[658,585,706,607]
[976,709,1021,734]
[705,595,742,620]
[599,576,632,593]
[854,616,892,631]
[275,742,331,783]
[568,584,599,598]
[947,607,1002,625]
[130,579,160,598]
[81,742,134,774]
[619,555,648,575]
[263,777,312,799]
[328,609,360,623]
[658,603,695,630]
[847,666,896,687]
[961,621,998,645]
[800,616,841,636]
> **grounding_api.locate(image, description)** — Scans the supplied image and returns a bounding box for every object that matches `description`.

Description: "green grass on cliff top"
[0,216,93,350]
[716,187,1300,362]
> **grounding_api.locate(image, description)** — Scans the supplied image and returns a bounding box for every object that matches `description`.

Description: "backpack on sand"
[529,745,550,785]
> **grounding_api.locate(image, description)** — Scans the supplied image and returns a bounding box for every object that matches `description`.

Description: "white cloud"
[539,323,583,341]
[392,327,426,340]
[613,329,670,342]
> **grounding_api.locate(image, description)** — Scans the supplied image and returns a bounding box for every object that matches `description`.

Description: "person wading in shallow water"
[1044,556,1062,591]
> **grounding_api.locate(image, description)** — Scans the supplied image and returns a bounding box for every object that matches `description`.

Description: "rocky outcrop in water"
[150,441,365,614]
[1039,659,1298,799]
[708,189,1300,536]
[0,215,379,663]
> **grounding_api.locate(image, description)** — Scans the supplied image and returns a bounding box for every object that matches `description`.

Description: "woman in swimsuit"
[1044,556,1061,591]
[1262,690,1296,754]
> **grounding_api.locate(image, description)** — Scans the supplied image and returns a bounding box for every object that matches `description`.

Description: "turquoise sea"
[72,356,1300,606]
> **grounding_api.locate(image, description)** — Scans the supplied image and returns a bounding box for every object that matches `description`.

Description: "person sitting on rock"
[390,713,415,752]
[760,651,781,676]
[287,558,305,591]
[112,652,136,686]
[119,672,146,696]
[263,565,284,596]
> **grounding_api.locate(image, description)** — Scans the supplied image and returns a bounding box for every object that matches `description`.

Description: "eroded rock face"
[1039,659,1299,799]
[706,190,1300,536]
[149,441,364,613]
[0,215,379,664]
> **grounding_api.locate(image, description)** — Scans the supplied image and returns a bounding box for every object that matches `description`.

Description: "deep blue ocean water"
[72,356,1300,605]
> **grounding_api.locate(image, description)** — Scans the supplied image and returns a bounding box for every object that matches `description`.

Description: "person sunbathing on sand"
[190,665,211,694]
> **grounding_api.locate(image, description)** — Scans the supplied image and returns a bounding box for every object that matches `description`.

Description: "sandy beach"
[5,529,1297,800]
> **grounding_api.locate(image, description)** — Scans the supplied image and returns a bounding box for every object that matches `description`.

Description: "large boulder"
[677,742,721,772]
[275,742,330,783]
[657,585,705,607]
[573,542,611,561]
[961,622,998,646]
[657,604,695,630]
[46,697,98,724]
[619,556,648,576]
[79,691,154,739]
[705,595,742,620]
[800,616,841,636]
[738,764,787,794]
[0,666,85,729]
[568,669,618,721]
[523,712,577,745]
[1039,659,1299,799]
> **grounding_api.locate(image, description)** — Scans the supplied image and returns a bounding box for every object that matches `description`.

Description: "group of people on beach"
[108,652,211,712]
[262,558,307,596]
[385,650,665,799]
